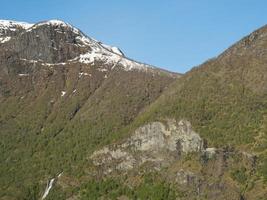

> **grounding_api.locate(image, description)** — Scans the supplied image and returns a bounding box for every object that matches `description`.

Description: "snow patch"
[79,51,99,64]
[111,46,124,56]
[0,20,33,42]
[0,20,33,30]
[20,58,66,66]
[29,19,80,34]
[79,72,90,78]
[73,34,152,71]
[0,36,11,43]
[101,43,124,56]
[42,62,66,66]
[18,73,29,77]
[61,91,66,97]
[98,68,108,72]
[75,35,100,49]
[77,49,152,71]
[34,20,71,28]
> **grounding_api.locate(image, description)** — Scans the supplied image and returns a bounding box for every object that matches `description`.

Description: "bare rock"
[90,119,204,175]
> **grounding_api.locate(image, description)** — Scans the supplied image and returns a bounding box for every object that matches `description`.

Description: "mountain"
[82,25,267,200]
[90,25,267,200]
[0,19,266,200]
[0,19,178,199]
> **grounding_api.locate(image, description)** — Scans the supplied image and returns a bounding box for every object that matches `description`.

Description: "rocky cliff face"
[0,20,177,96]
[89,119,259,200]
[90,119,204,175]
[0,20,88,63]
[0,20,177,73]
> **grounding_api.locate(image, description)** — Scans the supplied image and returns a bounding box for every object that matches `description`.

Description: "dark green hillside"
[113,25,267,199]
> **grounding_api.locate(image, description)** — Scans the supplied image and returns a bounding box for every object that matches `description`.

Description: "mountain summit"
[0,19,176,73]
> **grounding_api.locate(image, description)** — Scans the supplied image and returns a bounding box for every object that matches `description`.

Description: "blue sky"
[1,0,267,73]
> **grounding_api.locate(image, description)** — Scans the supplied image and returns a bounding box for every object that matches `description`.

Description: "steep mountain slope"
[0,20,178,199]
[135,24,267,147]
[85,25,267,200]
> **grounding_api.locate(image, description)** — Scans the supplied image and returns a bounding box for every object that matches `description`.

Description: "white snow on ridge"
[111,46,124,56]
[0,20,33,43]
[19,53,151,72]
[30,19,80,34]
[77,47,152,71]
[38,19,68,26]
[69,29,153,71]
[75,34,101,50]
[34,20,75,30]
[101,43,124,56]
[0,19,155,72]
[0,20,33,30]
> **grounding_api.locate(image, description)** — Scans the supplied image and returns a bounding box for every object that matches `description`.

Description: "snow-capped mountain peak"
[0,19,175,75]
[0,19,33,30]
[30,19,80,33]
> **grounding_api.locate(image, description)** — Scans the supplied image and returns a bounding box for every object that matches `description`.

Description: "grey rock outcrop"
[90,119,204,175]
[126,119,203,153]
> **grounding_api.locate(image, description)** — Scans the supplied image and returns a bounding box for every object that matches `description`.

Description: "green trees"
[81,179,131,200]
[22,184,39,200]
[81,176,177,200]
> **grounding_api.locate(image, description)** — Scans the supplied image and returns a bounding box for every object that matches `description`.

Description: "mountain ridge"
[0,19,179,77]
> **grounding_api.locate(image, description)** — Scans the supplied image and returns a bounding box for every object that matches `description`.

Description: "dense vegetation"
[80,174,178,200]
[0,63,175,199]
[106,30,267,199]
[124,57,267,187]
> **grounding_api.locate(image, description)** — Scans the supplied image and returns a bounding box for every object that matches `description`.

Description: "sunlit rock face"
[127,119,203,153]
[90,119,204,174]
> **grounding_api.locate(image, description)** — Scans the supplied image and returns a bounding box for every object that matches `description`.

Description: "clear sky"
[1,0,267,73]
